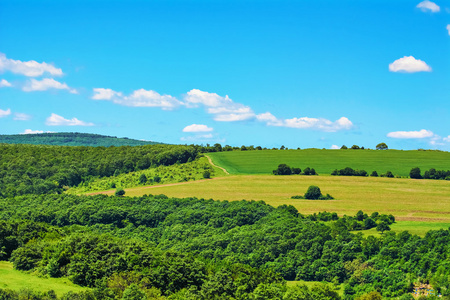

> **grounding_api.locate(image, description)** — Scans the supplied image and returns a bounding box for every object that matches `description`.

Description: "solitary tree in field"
[376,143,388,150]
[341,145,348,149]
[304,185,322,200]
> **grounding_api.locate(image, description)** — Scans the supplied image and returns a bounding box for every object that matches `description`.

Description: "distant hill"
[0,132,160,147]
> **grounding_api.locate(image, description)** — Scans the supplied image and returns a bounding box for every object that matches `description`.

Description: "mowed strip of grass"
[0,261,88,296]
[121,175,450,225]
[208,149,450,177]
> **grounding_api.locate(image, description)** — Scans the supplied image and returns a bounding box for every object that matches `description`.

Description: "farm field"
[0,261,88,296]
[207,149,450,177]
[98,174,450,225]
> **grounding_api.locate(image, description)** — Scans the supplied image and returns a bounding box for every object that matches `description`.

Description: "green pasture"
[114,174,450,235]
[207,149,450,177]
[0,261,88,296]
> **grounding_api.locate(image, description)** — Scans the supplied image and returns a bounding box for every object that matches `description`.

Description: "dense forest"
[0,144,199,197]
[1,194,450,299]
[0,142,449,299]
[0,132,159,147]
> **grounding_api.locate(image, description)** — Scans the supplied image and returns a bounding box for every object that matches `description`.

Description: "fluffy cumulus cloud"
[444,136,450,143]
[416,1,440,12]
[184,89,255,121]
[0,53,63,77]
[92,88,182,110]
[389,56,432,73]
[182,124,213,132]
[331,145,340,149]
[0,79,12,87]
[23,78,78,93]
[0,108,11,118]
[14,113,32,121]
[256,112,353,132]
[387,129,434,139]
[45,113,94,126]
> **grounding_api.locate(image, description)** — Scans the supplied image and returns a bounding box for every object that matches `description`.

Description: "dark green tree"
[376,143,388,150]
[139,174,147,184]
[115,188,125,196]
[304,185,322,200]
[376,222,391,234]
[273,164,292,175]
[409,167,422,179]
[370,171,378,177]
[203,171,211,179]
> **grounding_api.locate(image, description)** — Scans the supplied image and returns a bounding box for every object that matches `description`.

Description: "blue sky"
[1,0,449,150]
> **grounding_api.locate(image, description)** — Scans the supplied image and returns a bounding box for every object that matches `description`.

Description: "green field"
[105,174,450,235]
[0,261,88,296]
[207,149,450,176]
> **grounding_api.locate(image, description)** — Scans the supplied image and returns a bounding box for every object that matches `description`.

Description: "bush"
[409,167,422,179]
[273,164,292,175]
[304,185,322,200]
[370,171,378,177]
[153,176,161,183]
[291,167,301,175]
[203,171,211,179]
[115,188,125,197]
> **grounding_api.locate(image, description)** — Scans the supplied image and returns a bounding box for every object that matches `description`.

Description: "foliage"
[273,164,316,176]
[202,171,210,179]
[115,188,125,197]
[331,167,367,177]
[0,143,200,197]
[0,132,160,147]
[303,185,333,200]
[376,143,388,150]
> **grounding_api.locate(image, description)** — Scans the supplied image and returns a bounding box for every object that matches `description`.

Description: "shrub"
[203,171,211,179]
[409,167,422,179]
[115,188,125,196]
[370,171,378,177]
[273,164,292,175]
[153,176,161,183]
[291,167,301,175]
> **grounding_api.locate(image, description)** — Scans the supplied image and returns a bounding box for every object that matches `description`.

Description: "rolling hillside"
[207,149,450,177]
[0,132,159,147]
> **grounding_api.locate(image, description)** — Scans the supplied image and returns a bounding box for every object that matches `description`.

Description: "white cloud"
[0,79,12,87]
[283,116,353,132]
[256,112,284,126]
[416,1,440,12]
[182,124,213,132]
[0,53,63,77]
[23,78,78,93]
[447,24,450,35]
[184,89,255,121]
[45,113,94,126]
[387,129,434,139]
[331,145,340,149]
[0,108,11,118]
[14,113,32,121]
[92,88,182,110]
[389,56,432,73]
[443,136,450,143]
[92,88,123,100]
[21,129,44,134]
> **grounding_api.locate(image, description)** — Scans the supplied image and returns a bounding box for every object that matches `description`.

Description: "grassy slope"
[0,261,88,296]
[116,175,450,235]
[208,149,450,177]
[70,156,227,194]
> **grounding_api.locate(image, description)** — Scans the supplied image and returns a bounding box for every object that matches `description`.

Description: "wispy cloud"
[0,53,63,77]
[184,89,255,121]
[14,113,32,121]
[389,56,432,73]
[0,79,12,87]
[0,108,11,118]
[330,145,340,149]
[23,78,77,93]
[45,113,94,126]
[416,1,440,12]
[92,88,182,110]
[180,133,215,142]
[387,129,434,139]
[182,124,213,132]
[447,24,450,35]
